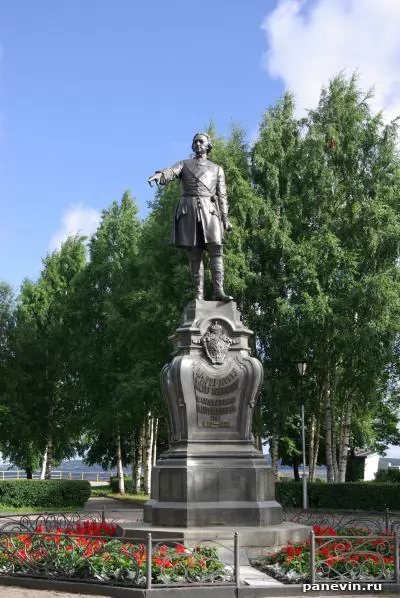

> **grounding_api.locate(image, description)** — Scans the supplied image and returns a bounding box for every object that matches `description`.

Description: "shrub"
[110,476,133,493]
[276,481,400,510]
[345,456,365,481]
[375,468,400,483]
[0,480,91,509]
[276,480,303,507]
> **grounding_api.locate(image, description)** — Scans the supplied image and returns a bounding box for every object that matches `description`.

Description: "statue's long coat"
[157,157,228,247]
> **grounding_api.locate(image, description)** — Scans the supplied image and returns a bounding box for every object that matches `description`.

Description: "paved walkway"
[0,588,106,598]
[83,495,143,524]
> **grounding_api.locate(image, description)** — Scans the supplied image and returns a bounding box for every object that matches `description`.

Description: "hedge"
[110,476,134,493]
[375,469,400,483]
[276,481,400,510]
[0,480,91,509]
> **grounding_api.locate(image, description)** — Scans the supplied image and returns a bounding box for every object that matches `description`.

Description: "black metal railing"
[4,509,400,588]
[0,514,238,589]
[0,509,109,533]
[283,507,400,533]
[310,530,400,584]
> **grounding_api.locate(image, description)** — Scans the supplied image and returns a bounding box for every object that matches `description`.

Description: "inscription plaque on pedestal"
[195,362,239,429]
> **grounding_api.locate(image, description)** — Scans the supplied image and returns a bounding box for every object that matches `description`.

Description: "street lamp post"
[294,360,308,510]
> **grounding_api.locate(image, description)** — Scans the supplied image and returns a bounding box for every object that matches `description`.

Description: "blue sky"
[1,0,400,292]
[0,0,281,290]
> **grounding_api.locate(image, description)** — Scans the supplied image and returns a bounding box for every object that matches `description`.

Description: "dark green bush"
[276,480,303,507]
[110,476,133,493]
[345,456,365,481]
[276,481,400,510]
[375,469,400,483]
[0,480,91,509]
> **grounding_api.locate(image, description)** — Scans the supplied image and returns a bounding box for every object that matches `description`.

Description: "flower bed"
[0,520,232,586]
[253,525,396,584]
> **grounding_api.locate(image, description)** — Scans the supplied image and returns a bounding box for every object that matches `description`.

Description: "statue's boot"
[187,248,204,300]
[208,246,233,302]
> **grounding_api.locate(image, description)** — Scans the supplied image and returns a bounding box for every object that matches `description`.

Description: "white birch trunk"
[116,433,125,494]
[309,413,316,482]
[135,424,144,494]
[143,415,154,496]
[311,416,321,481]
[40,445,48,480]
[131,432,136,494]
[331,399,339,482]
[324,384,335,483]
[152,418,158,467]
[44,436,53,480]
[338,397,353,482]
[270,430,279,480]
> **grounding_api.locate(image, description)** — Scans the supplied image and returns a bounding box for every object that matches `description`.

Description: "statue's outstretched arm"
[148,161,184,187]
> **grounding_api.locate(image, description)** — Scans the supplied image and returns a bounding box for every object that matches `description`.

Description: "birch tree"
[249,76,400,481]
[0,238,87,477]
[72,192,143,492]
[299,74,400,481]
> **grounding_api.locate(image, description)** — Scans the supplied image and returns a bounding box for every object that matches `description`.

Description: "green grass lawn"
[90,485,149,505]
[90,484,112,495]
[0,504,83,514]
[104,492,149,505]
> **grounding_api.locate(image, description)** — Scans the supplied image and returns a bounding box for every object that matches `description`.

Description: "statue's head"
[192,132,213,154]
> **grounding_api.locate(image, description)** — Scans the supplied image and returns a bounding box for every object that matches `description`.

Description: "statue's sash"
[183,161,215,196]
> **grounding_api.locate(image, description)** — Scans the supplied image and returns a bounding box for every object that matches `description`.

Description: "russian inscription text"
[194,363,240,428]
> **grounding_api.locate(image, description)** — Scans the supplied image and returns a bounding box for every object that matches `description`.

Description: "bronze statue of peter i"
[148,132,233,302]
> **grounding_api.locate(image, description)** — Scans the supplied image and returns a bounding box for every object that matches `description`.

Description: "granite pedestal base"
[144,444,281,528]
[116,521,309,551]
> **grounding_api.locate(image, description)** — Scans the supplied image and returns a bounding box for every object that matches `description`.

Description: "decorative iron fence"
[3,509,400,588]
[0,509,108,533]
[283,507,400,533]
[254,509,400,585]
[0,512,238,589]
[310,530,400,584]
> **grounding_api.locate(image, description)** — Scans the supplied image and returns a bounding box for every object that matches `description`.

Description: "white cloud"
[49,204,101,251]
[262,0,400,120]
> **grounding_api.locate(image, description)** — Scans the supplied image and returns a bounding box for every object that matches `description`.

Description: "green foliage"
[0,237,88,475]
[110,476,134,493]
[276,481,400,509]
[275,480,304,507]
[71,192,145,467]
[0,282,14,420]
[374,469,400,483]
[345,457,366,482]
[0,480,91,508]
[248,75,400,478]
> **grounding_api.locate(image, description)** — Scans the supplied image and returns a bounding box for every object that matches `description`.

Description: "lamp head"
[294,360,308,377]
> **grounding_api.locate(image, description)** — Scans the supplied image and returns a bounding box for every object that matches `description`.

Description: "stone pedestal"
[144,300,282,530]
